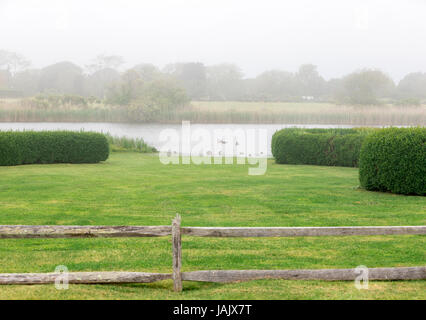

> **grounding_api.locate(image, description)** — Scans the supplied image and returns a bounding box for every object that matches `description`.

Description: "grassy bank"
[106,133,157,153]
[0,153,424,299]
[1,98,425,125]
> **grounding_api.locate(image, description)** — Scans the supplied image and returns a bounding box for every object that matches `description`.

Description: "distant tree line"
[1,50,425,105]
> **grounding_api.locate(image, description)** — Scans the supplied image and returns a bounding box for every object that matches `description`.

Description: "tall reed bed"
[1,98,425,125]
[186,102,426,126]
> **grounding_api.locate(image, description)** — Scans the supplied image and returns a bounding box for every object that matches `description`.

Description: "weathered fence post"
[172,214,182,292]
[0,223,424,287]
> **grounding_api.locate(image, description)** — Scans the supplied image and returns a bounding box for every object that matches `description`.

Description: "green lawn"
[0,153,424,299]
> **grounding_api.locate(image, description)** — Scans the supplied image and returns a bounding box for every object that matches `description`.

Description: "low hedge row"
[271,128,373,167]
[359,127,425,195]
[0,131,109,166]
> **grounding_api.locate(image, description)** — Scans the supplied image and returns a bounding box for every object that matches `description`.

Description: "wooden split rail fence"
[0,214,425,292]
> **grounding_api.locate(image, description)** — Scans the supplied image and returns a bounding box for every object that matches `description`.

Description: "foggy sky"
[1,0,426,81]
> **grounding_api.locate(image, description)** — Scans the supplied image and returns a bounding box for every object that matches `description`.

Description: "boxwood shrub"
[271,128,373,167]
[359,127,425,195]
[0,131,109,166]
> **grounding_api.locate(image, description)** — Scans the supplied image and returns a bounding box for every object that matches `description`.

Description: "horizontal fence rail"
[181,226,426,237]
[0,225,172,239]
[182,267,426,283]
[1,225,425,239]
[0,216,425,292]
[0,272,171,285]
[1,267,424,285]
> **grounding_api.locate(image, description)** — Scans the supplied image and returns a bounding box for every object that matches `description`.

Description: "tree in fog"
[206,64,244,100]
[0,50,31,76]
[82,54,125,98]
[86,68,121,98]
[38,61,85,95]
[132,63,162,81]
[325,77,344,101]
[252,70,298,101]
[164,62,207,100]
[0,70,11,89]
[106,69,141,105]
[335,69,395,105]
[130,78,189,120]
[106,69,188,121]
[106,69,188,107]
[397,72,426,101]
[12,69,41,96]
[86,54,125,74]
[296,64,326,98]
[2,49,424,105]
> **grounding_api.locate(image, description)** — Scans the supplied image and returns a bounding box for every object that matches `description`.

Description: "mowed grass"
[0,153,424,299]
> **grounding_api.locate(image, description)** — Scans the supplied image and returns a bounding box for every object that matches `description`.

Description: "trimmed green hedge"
[0,131,109,166]
[271,128,373,167]
[359,127,425,195]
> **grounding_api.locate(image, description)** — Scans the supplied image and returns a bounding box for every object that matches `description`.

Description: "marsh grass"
[188,101,426,125]
[105,133,157,153]
[1,99,425,125]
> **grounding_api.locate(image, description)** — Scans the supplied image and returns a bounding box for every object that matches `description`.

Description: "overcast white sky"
[1,0,425,80]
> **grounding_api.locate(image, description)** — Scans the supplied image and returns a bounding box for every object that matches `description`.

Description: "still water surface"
[0,122,358,156]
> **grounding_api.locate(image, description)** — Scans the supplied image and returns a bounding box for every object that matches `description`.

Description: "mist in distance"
[1,0,426,81]
[1,0,425,128]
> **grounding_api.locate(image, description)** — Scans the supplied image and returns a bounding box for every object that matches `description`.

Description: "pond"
[0,122,358,156]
